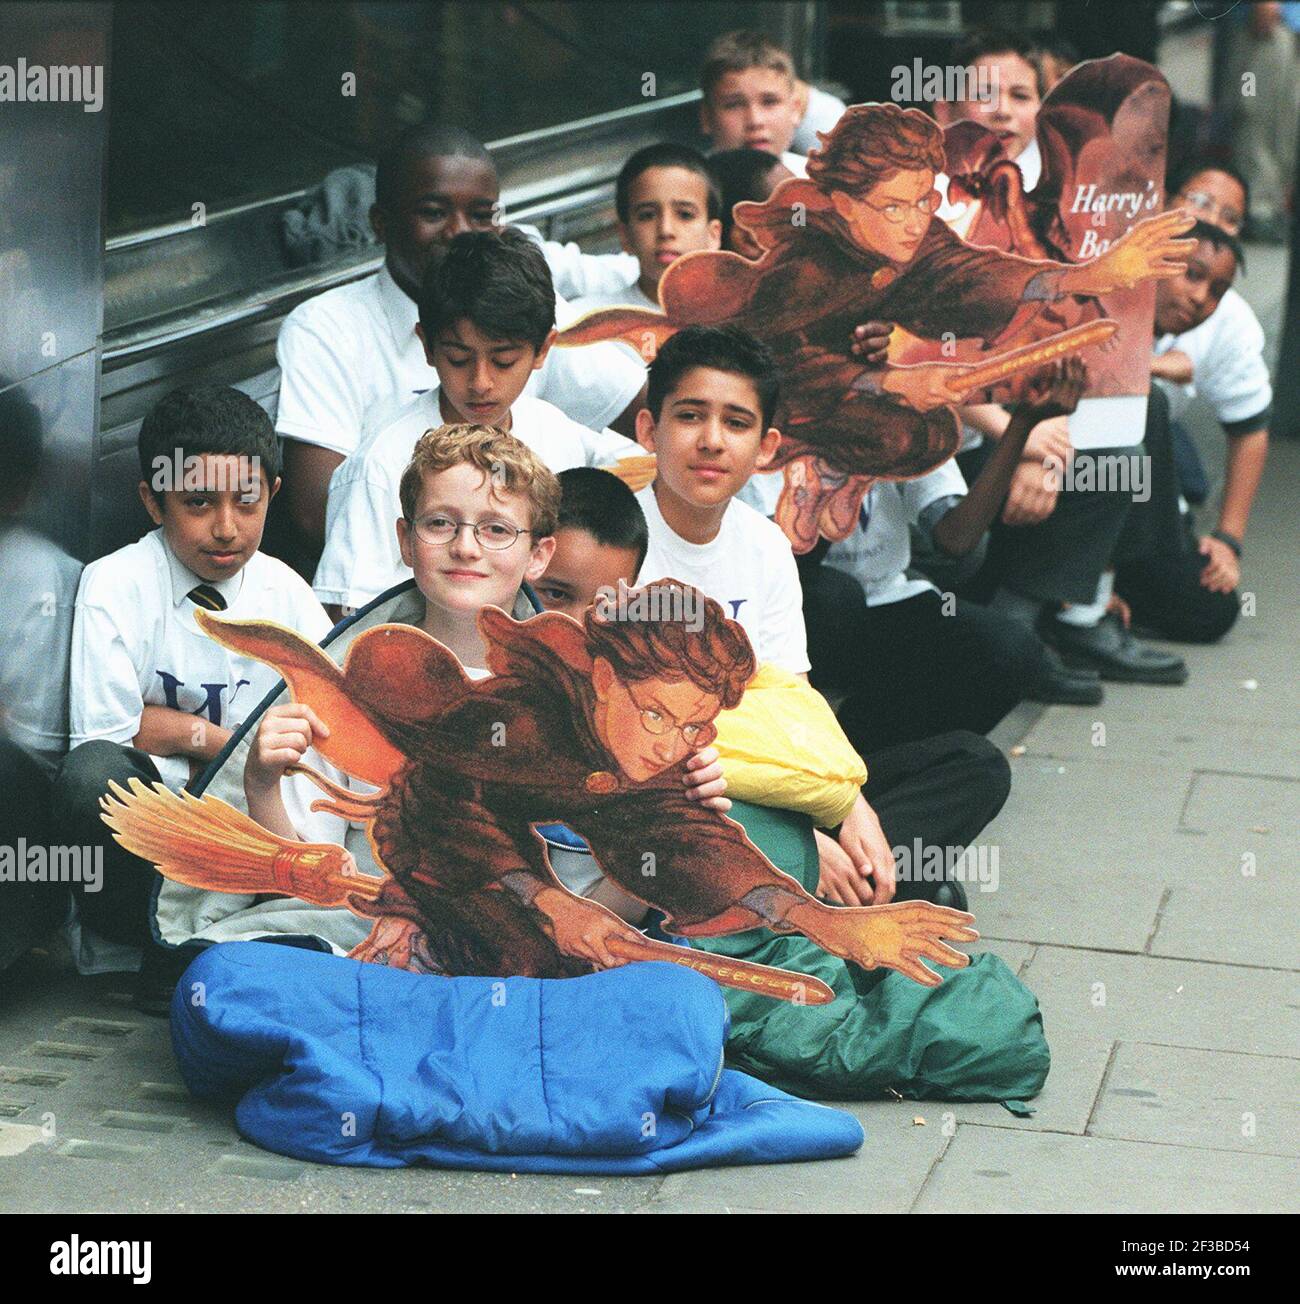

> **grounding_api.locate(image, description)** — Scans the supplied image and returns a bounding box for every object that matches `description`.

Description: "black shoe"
[133,944,191,1018]
[1044,612,1188,685]
[1025,644,1104,705]
[933,879,969,912]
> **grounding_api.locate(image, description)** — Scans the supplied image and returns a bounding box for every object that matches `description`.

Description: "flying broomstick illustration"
[557,92,1192,553]
[101,581,979,1004]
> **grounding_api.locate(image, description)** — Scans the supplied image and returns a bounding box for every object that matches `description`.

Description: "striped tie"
[187,583,227,612]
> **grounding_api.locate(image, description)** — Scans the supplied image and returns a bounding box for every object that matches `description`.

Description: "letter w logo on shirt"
[156,671,250,727]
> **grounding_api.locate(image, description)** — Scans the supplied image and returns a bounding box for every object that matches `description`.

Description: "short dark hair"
[374,122,494,213]
[1167,156,1251,223]
[707,147,785,243]
[137,385,280,488]
[417,227,556,351]
[646,325,781,430]
[1186,219,1245,274]
[557,467,649,571]
[950,28,1045,98]
[615,143,721,222]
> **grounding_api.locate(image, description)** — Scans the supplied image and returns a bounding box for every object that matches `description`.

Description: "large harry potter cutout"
[557,56,1190,552]
[101,583,978,1002]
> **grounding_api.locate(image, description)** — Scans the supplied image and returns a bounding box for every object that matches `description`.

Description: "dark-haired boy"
[275,123,644,555]
[573,144,722,314]
[54,385,331,974]
[1110,218,1267,642]
[314,228,641,615]
[634,325,1017,911]
[533,467,649,622]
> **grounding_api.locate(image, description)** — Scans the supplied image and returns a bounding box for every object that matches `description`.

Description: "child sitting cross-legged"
[151,424,726,970]
[628,324,1050,1103]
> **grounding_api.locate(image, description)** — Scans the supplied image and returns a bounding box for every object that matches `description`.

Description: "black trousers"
[958,441,1139,607]
[0,737,70,970]
[53,740,165,949]
[803,564,1043,754]
[1112,385,1239,643]
[861,730,1011,902]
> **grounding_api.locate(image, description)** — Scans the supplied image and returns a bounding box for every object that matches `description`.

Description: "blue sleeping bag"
[171,942,864,1173]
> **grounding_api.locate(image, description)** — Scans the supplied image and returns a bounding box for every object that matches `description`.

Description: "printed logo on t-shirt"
[156,672,251,727]
[727,599,747,619]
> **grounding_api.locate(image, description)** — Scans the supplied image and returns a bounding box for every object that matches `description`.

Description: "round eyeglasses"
[859,189,943,224]
[626,683,708,745]
[411,514,531,550]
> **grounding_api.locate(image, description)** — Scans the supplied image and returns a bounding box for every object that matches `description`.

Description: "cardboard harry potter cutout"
[557,55,1190,551]
[102,582,978,1003]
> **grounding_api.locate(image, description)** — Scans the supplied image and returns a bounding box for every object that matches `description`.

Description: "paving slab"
[1149,878,1298,970]
[912,1124,1296,1213]
[952,1035,1112,1136]
[1089,1041,1300,1158]
[1018,946,1299,1058]
[650,1101,948,1213]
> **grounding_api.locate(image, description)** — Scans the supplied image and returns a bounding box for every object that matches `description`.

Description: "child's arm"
[133,706,231,762]
[932,357,1086,557]
[243,702,332,840]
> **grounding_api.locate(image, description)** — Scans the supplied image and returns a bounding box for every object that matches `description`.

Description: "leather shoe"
[1044,612,1188,684]
[1026,644,1104,705]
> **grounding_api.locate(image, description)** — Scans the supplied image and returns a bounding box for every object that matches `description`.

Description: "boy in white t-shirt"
[314,228,641,616]
[274,123,644,560]
[698,30,809,178]
[1112,216,1266,642]
[245,424,726,964]
[571,143,722,317]
[633,325,1019,912]
[54,386,332,980]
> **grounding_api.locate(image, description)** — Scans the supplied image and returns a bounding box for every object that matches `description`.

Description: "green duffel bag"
[686,800,1051,1104]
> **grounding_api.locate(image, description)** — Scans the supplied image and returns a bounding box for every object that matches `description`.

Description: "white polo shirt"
[1154,287,1272,432]
[570,281,660,314]
[275,263,646,457]
[634,485,810,674]
[69,531,332,790]
[523,226,638,301]
[314,389,640,609]
[823,456,968,607]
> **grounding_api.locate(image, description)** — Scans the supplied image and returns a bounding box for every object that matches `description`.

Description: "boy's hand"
[815,830,874,905]
[837,793,896,904]
[683,745,729,813]
[1014,357,1087,424]
[245,702,330,793]
[850,320,894,363]
[1023,414,1073,465]
[1198,535,1240,592]
[1001,459,1059,526]
[1150,348,1193,384]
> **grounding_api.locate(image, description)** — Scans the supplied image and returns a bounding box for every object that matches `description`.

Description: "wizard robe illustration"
[557,57,1192,551]
[102,581,978,1003]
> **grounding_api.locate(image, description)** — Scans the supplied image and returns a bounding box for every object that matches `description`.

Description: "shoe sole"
[1058,651,1188,685]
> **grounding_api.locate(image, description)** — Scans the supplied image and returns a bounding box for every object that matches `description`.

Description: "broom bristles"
[100,779,381,904]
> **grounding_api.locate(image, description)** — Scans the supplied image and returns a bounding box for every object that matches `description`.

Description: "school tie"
[187,583,227,612]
